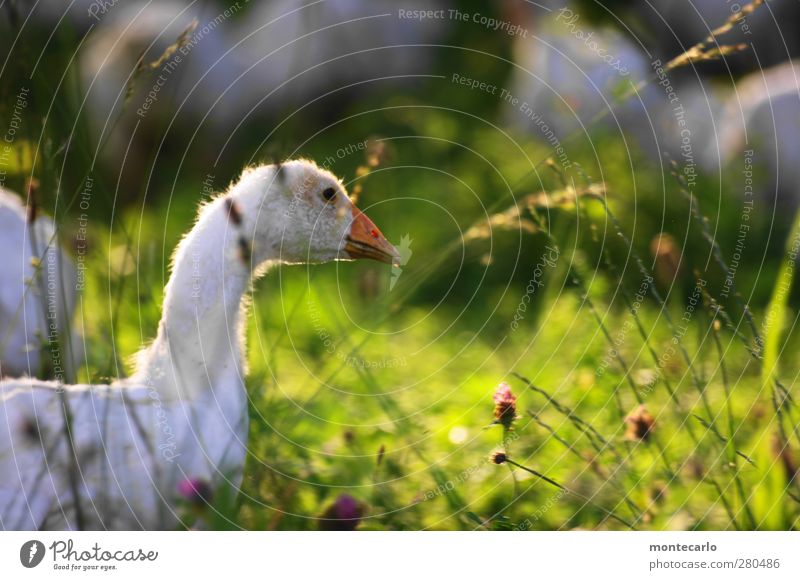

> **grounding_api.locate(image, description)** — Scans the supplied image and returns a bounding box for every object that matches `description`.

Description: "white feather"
[0,187,79,379]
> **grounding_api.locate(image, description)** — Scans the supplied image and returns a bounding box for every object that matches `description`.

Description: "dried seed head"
[650,233,681,287]
[625,405,655,442]
[491,451,508,465]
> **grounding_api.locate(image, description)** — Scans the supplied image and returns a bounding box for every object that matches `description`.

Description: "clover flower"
[319,494,365,531]
[178,478,213,506]
[493,382,518,428]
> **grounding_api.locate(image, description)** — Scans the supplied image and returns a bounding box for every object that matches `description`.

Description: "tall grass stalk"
[501,457,637,530]
[707,303,757,528]
[670,164,800,464]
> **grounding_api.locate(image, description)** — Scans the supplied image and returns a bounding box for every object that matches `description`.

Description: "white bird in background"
[715,60,800,203]
[0,185,79,380]
[507,2,800,209]
[637,0,800,70]
[73,0,447,168]
[659,60,800,206]
[505,1,663,157]
[0,160,398,530]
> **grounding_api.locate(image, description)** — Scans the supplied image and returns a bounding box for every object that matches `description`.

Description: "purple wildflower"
[319,494,364,531]
[178,478,213,506]
[493,382,518,428]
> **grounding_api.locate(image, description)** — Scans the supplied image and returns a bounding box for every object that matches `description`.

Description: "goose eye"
[322,187,337,202]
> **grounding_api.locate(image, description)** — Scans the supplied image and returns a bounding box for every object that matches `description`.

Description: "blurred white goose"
[0,186,78,379]
[505,1,662,155]
[77,0,448,171]
[0,160,398,530]
[663,60,800,205]
[716,60,800,203]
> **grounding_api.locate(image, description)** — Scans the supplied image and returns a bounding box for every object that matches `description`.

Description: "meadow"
[1,0,798,530]
[63,123,799,530]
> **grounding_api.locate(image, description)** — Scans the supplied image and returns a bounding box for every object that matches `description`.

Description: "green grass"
[3,0,797,530]
[63,197,800,530]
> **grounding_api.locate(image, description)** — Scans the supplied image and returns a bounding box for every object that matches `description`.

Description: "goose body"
[0,160,397,530]
[0,186,78,379]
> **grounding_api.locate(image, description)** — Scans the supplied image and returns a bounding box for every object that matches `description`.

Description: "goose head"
[233,159,399,267]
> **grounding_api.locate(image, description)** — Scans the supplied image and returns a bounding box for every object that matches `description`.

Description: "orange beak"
[345,206,399,264]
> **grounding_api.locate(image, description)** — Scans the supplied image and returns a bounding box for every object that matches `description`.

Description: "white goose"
[0,160,398,530]
[0,185,78,379]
